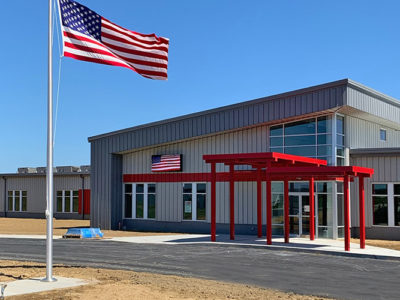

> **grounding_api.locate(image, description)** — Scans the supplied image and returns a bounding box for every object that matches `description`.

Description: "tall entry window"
[395,184,400,226]
[183,183,206,221]
[124,183,156,219]
[7,190,27,212]
[270,116,333,165]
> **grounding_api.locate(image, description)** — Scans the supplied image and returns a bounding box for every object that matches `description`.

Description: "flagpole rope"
[53,0,63,148]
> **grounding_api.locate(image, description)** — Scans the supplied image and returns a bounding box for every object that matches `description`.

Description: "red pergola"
[203,152,374,251]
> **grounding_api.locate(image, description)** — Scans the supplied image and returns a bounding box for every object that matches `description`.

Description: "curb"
[178,241,400,261]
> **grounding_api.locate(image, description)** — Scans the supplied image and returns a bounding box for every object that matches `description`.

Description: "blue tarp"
[64,228,104,238]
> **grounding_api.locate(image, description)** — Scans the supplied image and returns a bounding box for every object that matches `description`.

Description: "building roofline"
[88,78,400,142]
[0,172,90,178]
[88,79,352,142]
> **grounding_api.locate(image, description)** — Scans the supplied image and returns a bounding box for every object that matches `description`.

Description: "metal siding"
[347,86,400,124]
[0,178,5,213]
[91,83,350,229]
[350,155,400,227]
[347,116,400,149]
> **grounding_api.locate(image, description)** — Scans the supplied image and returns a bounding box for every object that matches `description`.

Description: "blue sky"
[0,0,399,173]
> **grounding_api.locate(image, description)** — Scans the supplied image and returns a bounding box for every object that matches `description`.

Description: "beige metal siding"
[123,126,268,224]
[347,116,400,149]
[350,155,400,227]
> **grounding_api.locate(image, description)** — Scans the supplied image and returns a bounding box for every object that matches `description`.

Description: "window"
[394,184,400,226]
[336,115,345,166]
[380,129,387,141]
[124,183,156,219]
[372,184,388,226]
[316,182,333,238]
[269,116,333,165]
[183,183,206,221]
[271,182,284,235]
[56,190,79,213]
[7,190,27,212]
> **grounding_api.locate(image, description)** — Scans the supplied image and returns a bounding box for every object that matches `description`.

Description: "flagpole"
[44,0,56,282]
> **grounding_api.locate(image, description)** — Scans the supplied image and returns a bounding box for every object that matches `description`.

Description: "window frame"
[7,190,27,212]
[379,128,387,142]
[123,183,156,220]
[182,182,207,221]
[56,190,79,213]
[371,182,400,227]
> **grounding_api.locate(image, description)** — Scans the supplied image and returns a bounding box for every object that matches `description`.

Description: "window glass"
[284,119,316,135]
[394,184,400,195]
[336,147,344,157]
[136,184,144,193]
[317,134,331,145]
[380,129,386,141]
[336,116,344,134]
[183,183,192,194]
[337,194,344,226]
[289,182,309,193]
[270,147,283,154]
[197,183,206,194]
[270,125,283,136]
[394,196,400,226]
[317,145,332,156]
[285,146,316,157]
[148,194,156,219]
[15,197,20,211]
[57,196,63,213]
[316,182,332,193]
[22,197,27,211]
[284,135,315,146]
[271,182,283,193]
[124,194,132,218]
[15,191,20,198]
[317,116,331,133]
[125,184,132,194]
[373,196,388,225]
[318,194,328,226]
[337,157,345,166]
[136,194,144,218]
[372,184,387,195]
[22,191,27,197]
[271,194,284,224]
[270,137,283,147]
[65,196,71,212]
[148,184,156,194]
[336,134,344,146]
[73,196,79,212]
[8,191,13,211]
[183,194,192,220]
[196,194,206,220]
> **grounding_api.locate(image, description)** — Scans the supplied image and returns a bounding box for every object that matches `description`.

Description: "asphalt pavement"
[0,238,399,300]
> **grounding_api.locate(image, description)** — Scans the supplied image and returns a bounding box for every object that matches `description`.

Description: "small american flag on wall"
[151,155,182,172]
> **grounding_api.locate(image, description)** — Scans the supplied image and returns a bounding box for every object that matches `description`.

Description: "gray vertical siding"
[350,155,400,227]
[0,178,5,215]
[346,116,400,149]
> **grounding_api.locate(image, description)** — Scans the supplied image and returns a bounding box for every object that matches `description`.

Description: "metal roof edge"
[346,79,400,108]
[88,79,350,142]
[0,172,90,178]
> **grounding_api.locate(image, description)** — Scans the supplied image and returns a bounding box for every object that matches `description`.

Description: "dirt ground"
[0,260,330,300]
[0,218,178,237]
[350,238,400,251]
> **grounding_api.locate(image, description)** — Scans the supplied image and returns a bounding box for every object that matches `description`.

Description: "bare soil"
[350,238,400,251]
[0,260,330,300]
[0,218,178,237]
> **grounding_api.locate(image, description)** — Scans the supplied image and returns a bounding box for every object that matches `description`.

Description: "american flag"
[152,155,182,172]
[58,0,169,80]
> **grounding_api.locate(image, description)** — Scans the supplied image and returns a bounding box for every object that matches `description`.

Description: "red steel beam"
[211,163,216,242]
[359,176,366,249]
[266,177,272,245]
[284,179,289,243]
[309,177,315,241]
[257,167,262,238]
[229,164,235,240]
[344,175,350,251]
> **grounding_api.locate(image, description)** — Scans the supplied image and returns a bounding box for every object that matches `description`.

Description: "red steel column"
[359,176,365,249]
[309,177,315,241]
[284,179,289,243]
[257,167,262,238]
[266,177,272,245]
[344,175,350,251]
[211,162,216,242]
[229,164,235,240]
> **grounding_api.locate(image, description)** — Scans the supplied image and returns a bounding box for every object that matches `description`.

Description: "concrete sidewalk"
[0,277,89,297]
[107,234,400,260]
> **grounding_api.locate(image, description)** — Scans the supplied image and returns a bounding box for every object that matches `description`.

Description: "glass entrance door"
[289,193,310,236]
